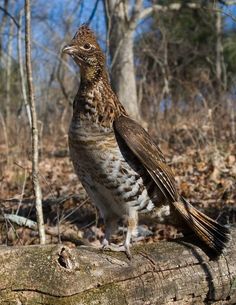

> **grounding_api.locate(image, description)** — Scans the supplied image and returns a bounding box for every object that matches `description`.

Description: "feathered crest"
[73,24,98,45]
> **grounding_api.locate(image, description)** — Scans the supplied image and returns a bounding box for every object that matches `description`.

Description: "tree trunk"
[103,1,202,121]
[0,229,235,304]
[215,8,226,93]
[110,30,138,119]
[104,0,140,120]
[0,0,9,57]
[17,9,32,127]
[6,19,14,129]
[25,0,46,244]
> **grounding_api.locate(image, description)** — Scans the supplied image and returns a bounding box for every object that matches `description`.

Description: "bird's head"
[63,25,106,82]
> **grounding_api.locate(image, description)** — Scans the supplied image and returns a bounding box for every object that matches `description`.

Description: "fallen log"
[0,228,235,305]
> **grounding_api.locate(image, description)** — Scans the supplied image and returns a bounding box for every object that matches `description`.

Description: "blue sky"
[223,4,236,29]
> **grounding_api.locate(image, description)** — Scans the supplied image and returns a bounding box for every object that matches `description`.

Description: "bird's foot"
[102,242,132,260]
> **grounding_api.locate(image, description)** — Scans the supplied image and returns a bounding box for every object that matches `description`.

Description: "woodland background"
[0,0,235,249]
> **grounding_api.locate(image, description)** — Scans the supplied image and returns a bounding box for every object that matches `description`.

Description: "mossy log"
[0,229,235,305]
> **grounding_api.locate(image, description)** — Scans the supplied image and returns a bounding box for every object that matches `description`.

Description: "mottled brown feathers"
[72,24,101,52]
[63,24,105,82]
[73,24,95,39]
[114,115,230,253]
[114,116,178,201]
[63,24,127,128]
[64,25,230,257]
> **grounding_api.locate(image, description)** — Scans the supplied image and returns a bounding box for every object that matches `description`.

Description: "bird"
[63,24,230,259]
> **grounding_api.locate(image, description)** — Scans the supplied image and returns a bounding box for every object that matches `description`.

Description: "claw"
[124,244,132,260]
[102,238,109,248]
[102,243,132,260]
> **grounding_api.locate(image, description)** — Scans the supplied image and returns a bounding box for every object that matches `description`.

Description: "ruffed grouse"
[63,25,230,258]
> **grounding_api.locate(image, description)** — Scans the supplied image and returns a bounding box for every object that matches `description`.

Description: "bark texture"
[105,0,140,120]
[0,228,235,304]
[25,0,46,244]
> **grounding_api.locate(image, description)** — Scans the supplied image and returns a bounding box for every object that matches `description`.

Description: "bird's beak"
[62,44,76,55]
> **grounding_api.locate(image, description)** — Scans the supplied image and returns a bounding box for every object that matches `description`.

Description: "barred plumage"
[63,24,230,258]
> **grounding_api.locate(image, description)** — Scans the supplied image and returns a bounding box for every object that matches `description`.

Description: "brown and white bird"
[63,25,230,258]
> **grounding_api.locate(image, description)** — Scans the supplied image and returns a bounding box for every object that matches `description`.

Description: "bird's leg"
[102,212,138,260]
[102,218,127,253]
[102,216,118,248]
[124,210,138,259]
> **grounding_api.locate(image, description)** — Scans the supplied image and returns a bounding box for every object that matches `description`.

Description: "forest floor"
[0,136,235,249]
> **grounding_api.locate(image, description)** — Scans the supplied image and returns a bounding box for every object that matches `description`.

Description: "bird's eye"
[83,43,91,50]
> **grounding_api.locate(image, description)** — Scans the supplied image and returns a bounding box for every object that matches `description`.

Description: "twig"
[0,111,9,164]
[212,7,236,23]
[5,216,23,245]
[87,0,100,25]
[0,5,19,28]
[0,214,88,246]
[59,198,89,224]
[33,40,76,75]
[16,168,28,215]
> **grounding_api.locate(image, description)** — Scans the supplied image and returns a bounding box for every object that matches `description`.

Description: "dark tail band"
[172,198,231,254]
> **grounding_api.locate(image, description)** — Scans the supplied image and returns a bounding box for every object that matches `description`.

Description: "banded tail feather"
[172,198,230,254]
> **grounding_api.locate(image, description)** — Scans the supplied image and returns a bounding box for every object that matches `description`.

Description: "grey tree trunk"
[25,0,46,244]
[6,19,14,129]
[215,8,226,92]
[103,1,202,121]
[104,0,140,120]
[17,9,32,127]
[0,229,235,304]
[110,30,138,119]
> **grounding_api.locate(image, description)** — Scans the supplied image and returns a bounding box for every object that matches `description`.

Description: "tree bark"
[215,6,227,92]
[6,19,14,129]
[17,9,32,127]
[25,0,46,244]
[104,0,140,120]
[103,1,200,121]
[0,0,9,57]
[0,229,235,304]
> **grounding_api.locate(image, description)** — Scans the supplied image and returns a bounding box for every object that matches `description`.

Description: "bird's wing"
[114,115,179,202]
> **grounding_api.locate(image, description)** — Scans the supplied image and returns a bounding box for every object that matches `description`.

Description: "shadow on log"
[0,228,235,305]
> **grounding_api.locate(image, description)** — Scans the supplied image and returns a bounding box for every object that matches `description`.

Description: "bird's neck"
[73,68,127,129]
[80,65,108,85]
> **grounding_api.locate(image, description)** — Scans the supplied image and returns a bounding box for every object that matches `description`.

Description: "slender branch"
[17,9,32,126]
[225,0,236,4]
[6,20,14,129]
[0,0,9,55]
[25,0,46,244]
[212,7,236,22]
[104,0,111,61]
[32,40,76,75]
[87,0,100,25]
[0,5,19,28]
[139,3,201,20]
[56,60,72,103]
[139,2,236,23]
[129,0,142,30]
[0,111,9,163]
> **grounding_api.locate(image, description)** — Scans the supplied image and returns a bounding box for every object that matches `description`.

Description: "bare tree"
[25,0,45,244]
[104,0,141,120]
[103,1,201,120]
[215,5,227,92]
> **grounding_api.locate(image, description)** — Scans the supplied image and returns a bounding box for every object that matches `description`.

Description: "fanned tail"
[172,198,230,254]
